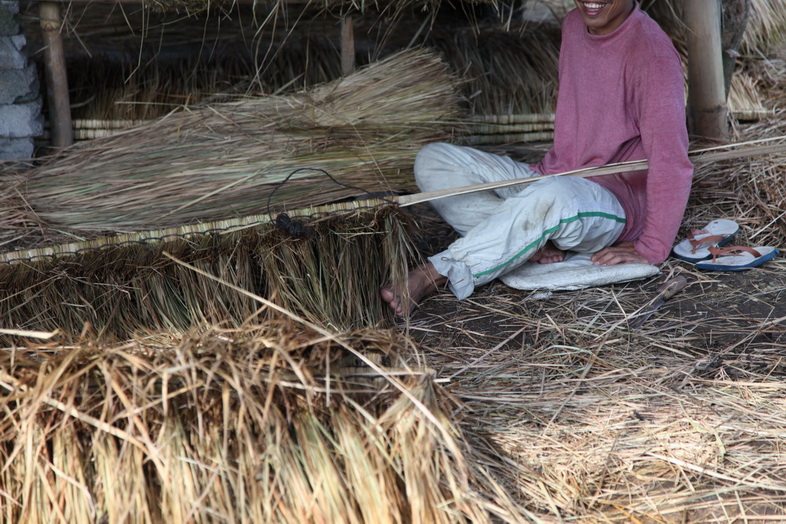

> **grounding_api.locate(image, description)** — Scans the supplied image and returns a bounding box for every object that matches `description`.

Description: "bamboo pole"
[39,2,73,147]
[340,15,355,76]
[397,138,786,207]
[684,0,729,141]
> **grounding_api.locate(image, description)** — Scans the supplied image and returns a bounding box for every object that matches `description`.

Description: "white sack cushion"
[500,253,660,291]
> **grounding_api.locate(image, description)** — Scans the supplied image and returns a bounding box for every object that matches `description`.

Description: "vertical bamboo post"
[684,0,729,141]
[39,1,73,147]
[340,15,355,76]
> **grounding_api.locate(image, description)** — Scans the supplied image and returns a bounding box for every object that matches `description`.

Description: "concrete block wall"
[0,0,42,160]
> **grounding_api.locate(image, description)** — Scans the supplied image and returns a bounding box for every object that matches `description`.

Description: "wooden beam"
[340,15,355,76]
[39,2,73,147]
[684,0,729,141]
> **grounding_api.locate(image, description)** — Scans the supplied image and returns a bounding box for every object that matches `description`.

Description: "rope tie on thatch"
[267,166,400,239]
[0,200,417,337]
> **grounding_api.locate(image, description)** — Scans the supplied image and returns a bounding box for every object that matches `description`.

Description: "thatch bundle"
[11,49,460,232]
[644,0,786,56]
[742,0,786,53]
[430,25,561,116]
[0,203,415,340]
[0,322,523,523]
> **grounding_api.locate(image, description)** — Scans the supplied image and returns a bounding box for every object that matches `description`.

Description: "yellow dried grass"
[13,49,461,232]
[0,322,524,523]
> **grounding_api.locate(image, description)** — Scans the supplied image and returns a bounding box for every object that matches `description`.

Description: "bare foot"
[380,262,447,316]
[530,241,566,264]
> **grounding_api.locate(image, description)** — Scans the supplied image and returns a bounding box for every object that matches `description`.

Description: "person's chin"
[583,17,610,33]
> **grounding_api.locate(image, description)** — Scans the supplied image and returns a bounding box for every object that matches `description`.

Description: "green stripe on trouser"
[474,211,626,277]
[427,176,627,300]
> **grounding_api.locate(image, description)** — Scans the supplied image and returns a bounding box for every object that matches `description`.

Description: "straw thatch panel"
[4,49,460,235]
[642,0,786,56]
[0,203,417,339]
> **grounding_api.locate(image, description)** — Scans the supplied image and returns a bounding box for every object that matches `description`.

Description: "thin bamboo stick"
[460,132,554,145]
[397,137,786,207]
[466,123,555,134]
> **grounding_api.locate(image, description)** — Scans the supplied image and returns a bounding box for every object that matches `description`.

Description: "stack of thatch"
[3,49,460,236]
[140,0,502,17]
[0,203,416,339]
[0,321,524,522]
[430,24,561,117]
[643,0,786,56]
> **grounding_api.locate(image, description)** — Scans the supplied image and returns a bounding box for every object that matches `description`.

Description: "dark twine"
[266,167,401,239]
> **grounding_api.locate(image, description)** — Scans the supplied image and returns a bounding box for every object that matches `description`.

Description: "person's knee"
[414,142,461,190]
[519,176,569,205]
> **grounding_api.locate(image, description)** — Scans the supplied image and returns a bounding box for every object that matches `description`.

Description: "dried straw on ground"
[0,321,524,523]
[404,210,786,520]
[686,117,786,247]
[10,49,460,232]
[0,202,415,340]
[416,276,786,520]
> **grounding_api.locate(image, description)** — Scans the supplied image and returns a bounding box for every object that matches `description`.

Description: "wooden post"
[684,0,729,141]
[39,2,73,147]
[340,15,355,76]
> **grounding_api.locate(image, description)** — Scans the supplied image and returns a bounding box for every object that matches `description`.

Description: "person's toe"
[381,286,405,315]
[380,286,395,303]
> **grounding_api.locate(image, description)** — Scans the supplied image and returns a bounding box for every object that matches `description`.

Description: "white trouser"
[414,143,627,299]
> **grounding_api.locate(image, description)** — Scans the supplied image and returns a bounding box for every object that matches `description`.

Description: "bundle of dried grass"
[731,0,786,55]
[0,321,524,523]
[13,49,460,232]
[644,0,786,56]
[0,202,416,340]
[0,175,49,251]
[430,24,561,116]
[727,71,770,121]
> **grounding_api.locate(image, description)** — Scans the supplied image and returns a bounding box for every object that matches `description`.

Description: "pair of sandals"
[672,219,779,271]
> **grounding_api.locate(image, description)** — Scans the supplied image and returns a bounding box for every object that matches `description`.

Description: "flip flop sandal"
[672,219,739,263]
[695,245,779,272]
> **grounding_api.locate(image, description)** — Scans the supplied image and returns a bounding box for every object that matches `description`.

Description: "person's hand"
[591,241,649,265]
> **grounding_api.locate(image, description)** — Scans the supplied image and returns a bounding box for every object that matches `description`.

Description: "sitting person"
[382,0,694,315]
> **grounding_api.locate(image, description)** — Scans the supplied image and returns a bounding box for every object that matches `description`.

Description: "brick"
[0,63,37,104]
[0,136,33,160]
[0,2,19,15]
[0,4,19,37]
[0,34,26,69]
[0,98,43,137]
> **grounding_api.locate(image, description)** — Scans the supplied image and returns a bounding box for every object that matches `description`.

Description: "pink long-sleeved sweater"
[536,5,693,264]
